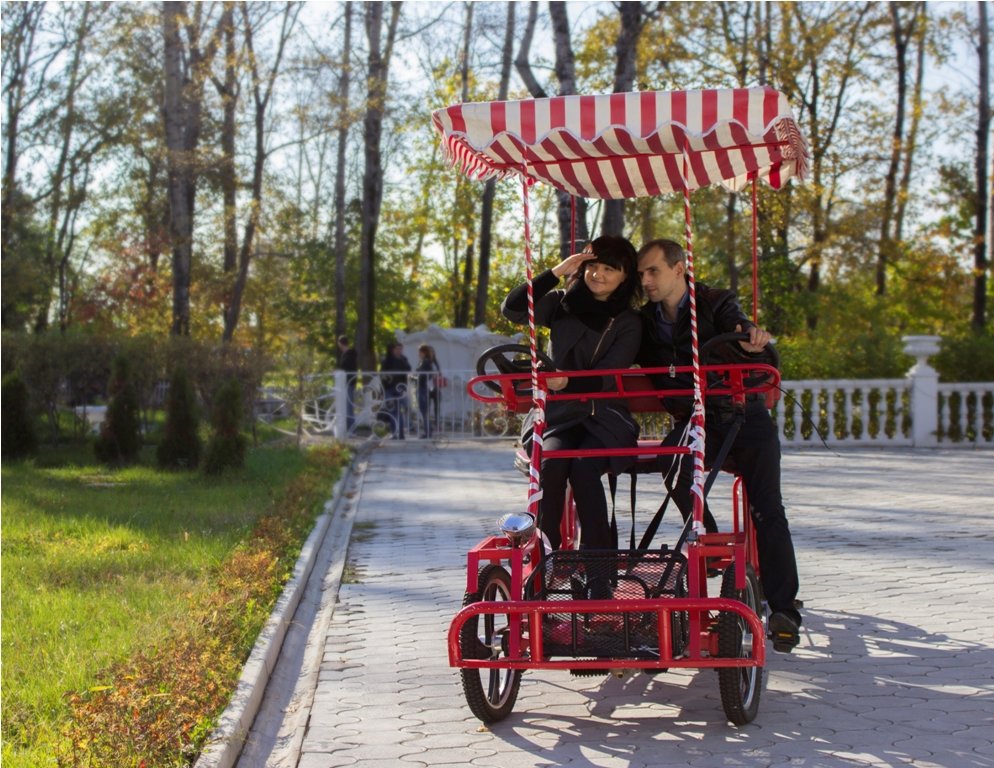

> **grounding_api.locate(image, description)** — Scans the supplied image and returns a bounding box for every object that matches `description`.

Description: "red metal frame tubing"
[447,597,766,670]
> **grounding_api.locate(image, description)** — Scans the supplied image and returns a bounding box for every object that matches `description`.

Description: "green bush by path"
[157,367,202,470]
[203,378,247,476]
[2,372,38,458]
[1,442,350,768]
[93,354,142,465]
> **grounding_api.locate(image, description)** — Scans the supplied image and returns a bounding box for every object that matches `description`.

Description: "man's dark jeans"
[660,405,800,622]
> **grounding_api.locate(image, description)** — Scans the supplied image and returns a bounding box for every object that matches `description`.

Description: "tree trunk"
[516,3,590,253]
[455,2,475,328]
[222,2,297,343]
[163,2,192,336]
[974,0,990,332]
[548,1,589,256]
[725,194,739,295]
[162,1,220,337]
[334,2,352,340]
[217,3,237,277]
[42,4,93,333]
[357,1,401,370]
[896,5,926,241]
[602,2,643,237]
[781,2,873,331]
[1,3,44,259]
[515,2,546,98]
[474,3,516,327]
[877,3,920,297]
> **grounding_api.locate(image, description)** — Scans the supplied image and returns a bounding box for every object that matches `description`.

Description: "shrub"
[934,331,994,382]
[1,373,37,459]
[93,355,142,465]
[203,378,247,475]
[156,367,202,470]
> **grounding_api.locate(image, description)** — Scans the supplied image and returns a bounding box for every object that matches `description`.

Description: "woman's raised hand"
[551,245,596,279]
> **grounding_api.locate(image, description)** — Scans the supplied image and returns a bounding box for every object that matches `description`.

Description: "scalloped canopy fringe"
[432,87,809,199]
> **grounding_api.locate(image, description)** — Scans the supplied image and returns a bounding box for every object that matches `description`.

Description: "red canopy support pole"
[680,149,707,534]
[570,195,577,255]
[522,172,545,519]
[751,178,759,324]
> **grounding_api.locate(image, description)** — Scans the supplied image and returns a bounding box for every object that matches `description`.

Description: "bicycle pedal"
[768,612,800,654]
[772,637,797,653]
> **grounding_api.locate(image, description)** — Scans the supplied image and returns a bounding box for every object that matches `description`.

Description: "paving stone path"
[237,441,994,768]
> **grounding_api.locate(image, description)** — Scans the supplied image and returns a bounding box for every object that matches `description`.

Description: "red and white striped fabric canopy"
[432,87,808,199]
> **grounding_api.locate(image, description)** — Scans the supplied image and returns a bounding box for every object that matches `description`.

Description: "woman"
[415,344,442,438]
[501,235,642,557]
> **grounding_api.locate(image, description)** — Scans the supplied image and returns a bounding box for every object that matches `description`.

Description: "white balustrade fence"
[258,371,992,448]
[256,337,992,448]
[773,379,993,447]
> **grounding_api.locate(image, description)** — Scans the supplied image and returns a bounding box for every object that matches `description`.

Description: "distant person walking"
[337,335,358,431]
[415,344,443,438]
[379,342,411,439]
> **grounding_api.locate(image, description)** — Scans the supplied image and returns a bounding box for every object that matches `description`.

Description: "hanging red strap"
[680,147,706,534]
[751,178,759,324]
[521,172,544,518]
[570,195,577,254]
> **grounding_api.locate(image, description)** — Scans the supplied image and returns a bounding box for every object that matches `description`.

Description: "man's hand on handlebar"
[736,323,771,354]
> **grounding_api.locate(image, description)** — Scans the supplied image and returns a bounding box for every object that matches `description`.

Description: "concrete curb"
[193,444,370,768]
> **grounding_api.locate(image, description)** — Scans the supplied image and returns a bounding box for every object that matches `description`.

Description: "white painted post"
[334,369,347,441]
[903,335,941,447]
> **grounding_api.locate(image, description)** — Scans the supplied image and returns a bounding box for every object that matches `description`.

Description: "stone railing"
[260,336,992,448]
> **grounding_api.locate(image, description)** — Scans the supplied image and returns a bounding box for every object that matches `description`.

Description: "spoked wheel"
[459,564,522,723]
[716,563,764,725]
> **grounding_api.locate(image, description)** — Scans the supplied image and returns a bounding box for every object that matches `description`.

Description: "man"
[337,335,358,431]
[379,342,411,439]
[636,238,801,652]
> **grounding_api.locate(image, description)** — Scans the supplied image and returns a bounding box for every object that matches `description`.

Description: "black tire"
[459,564,522,723]
[716,563,764,725]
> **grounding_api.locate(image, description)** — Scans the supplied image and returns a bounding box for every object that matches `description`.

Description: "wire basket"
[528,548,689,660]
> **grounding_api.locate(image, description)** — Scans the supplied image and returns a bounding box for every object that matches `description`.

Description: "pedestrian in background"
[337,335,358,431]
[379,342,411,439]
[416,344,443,438]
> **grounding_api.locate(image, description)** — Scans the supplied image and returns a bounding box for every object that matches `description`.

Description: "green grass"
[1,444,332,767]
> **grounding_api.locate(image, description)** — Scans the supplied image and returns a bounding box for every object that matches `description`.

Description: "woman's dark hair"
[567,235,642,305]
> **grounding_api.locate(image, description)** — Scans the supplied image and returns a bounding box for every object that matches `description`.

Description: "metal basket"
[528,548,689,660]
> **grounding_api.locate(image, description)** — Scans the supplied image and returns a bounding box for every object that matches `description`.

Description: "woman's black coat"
[502,269,641,474]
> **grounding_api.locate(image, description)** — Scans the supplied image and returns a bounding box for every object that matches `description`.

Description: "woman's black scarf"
[561,278,629,330]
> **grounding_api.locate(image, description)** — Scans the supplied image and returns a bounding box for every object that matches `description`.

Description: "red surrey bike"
[432,87,808,726]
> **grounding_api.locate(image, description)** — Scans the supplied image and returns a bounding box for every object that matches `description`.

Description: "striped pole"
[751,178,759,324]
[681,147,707,531]
[522,173,544,518]
[570,195,577,255]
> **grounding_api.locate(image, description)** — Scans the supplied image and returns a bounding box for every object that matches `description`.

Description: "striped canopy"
[432,87,808,199]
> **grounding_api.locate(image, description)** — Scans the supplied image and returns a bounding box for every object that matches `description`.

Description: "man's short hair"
[337,334,350,346]
[638,238,686,267]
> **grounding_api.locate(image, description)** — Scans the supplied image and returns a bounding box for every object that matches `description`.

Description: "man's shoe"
[769,612,800,653]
